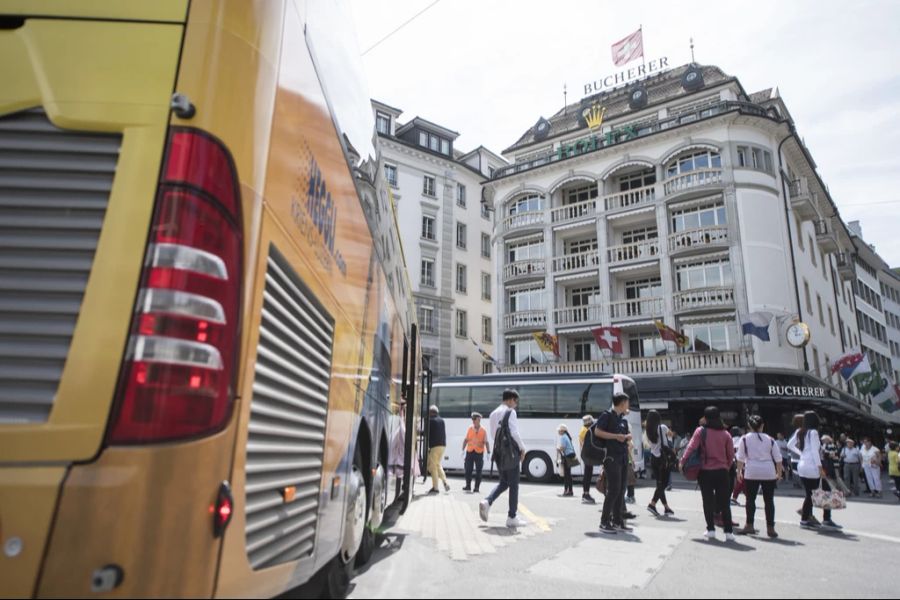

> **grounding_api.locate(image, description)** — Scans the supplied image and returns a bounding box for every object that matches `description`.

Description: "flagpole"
[640,25,645,68]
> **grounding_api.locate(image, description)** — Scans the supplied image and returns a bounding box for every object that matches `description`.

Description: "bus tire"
[356,458,385,567]
[337,448,366,577]
[322,553,353,599]
[523,451,554,483]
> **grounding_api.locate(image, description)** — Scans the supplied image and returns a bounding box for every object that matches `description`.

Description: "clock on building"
[786,322,811,348]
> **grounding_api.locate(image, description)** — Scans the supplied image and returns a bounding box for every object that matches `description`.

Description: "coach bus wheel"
[340,453,366,567]
[356,458,385,567]
[524,452,553,483]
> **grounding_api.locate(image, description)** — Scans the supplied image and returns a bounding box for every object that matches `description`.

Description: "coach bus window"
[471,386,507,416]
[434,387,470,418]
[556,383,613,418]
[514,385,555,418]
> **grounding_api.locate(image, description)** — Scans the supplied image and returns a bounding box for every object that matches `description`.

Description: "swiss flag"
[591,327,623,354]
[611,29,644,67]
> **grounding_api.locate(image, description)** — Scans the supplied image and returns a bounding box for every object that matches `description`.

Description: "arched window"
[507,193,543,216]
[665,149,721,178]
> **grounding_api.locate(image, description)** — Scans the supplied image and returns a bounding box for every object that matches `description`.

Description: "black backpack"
[492,409,520,471]
[581,410,615,465]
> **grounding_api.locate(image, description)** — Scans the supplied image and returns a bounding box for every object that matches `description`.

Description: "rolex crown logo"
[583,103,607,130]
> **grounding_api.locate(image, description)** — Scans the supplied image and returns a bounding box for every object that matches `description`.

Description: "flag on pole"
[831,349,871,381]
[654,320,690,348]
[873,378,899,412]
[470,337,497,366]
[741,312,773,341]
[591,326,623,354]
[611,28,644,67]
[533,331,560,357]
[855,366,888,396]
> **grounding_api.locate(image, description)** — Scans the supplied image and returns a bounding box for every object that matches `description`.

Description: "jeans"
[698,469,733,533]
[427,446,447,489]
[744,479,776,526]
[601,455,627,525]
[843,463,861,494]
[650,454,669,506]
[464,451,484,489]
[801,476,831,521]
[486,466,520,518]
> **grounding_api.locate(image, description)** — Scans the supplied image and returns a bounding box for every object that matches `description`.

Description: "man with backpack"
[479,389,528,528]
[594,393,633,534]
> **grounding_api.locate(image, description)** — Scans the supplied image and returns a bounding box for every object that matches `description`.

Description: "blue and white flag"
[741,311,773,341]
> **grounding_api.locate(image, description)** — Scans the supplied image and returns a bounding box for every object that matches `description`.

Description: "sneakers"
[622,511,637,520]
[704,530,717,541]
[614,521,633,532]
[730,498,740,506]
[647,504,660,517]
[478,499,490,522]
[724,532,737,542]
[821,519,843,530]
[663,506,675,516]
[625,496,636,504]
[506,516,528,528]
[561,490,574,497]
[800,520,820,529]
[599,522,617,534]
[443,481,450,492]
[582,494,597,505]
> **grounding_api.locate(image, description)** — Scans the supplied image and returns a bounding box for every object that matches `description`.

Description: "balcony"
[608,297,664,321]
[834,251,855,281]
[814,218,839,254]
[499,349,755,374]
[551,199,597,224]
[668,225,728,255]
[789,177,819,220]
[551,250,599,275]
[503,310,547,331]
[603,184,657,212]
[499,210,546,236]
[607,239,660,266]
[503,259,546,283]
[663,169,723,196]
[553,304,603,327]
[673,287,735,313]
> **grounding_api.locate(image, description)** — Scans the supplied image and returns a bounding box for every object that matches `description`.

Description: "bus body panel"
[0,16,182,462]
[0,1,188,22]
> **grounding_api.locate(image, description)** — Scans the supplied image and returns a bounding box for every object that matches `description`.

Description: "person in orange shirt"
[462,412,490,493]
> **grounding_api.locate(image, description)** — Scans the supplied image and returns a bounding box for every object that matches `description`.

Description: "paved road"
[350,474,900,598]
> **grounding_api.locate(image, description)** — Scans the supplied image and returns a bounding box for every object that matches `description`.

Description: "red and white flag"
[591,326,623,354]
[611,29,643,67]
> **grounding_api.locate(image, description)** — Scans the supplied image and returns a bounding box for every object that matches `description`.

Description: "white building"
[372,100,506,377]
[484,63,885,435]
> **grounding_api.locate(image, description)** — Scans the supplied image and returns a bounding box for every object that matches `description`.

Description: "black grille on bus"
[0,108,120,423]
[245,245,333,570]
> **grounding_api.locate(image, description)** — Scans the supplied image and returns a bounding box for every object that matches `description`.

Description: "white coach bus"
[431,373,643,482]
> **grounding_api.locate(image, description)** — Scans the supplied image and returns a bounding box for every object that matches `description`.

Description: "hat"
[582,414,594,424]
[558,424,568,432]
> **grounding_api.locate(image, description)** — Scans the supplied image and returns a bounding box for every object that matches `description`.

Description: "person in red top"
[682,406,736,541]
[462,412,490,493]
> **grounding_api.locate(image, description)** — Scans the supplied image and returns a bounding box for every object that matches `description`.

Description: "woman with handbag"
[788,411,843,530]
[645,410,675,518]
[681,407,736,542]
[557,424,576,497]
[735,415,782,538]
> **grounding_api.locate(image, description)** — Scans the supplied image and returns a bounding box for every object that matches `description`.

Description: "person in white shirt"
[860,437,883,497]
[736,415,783,538]
[479,389,528,528]
[788,411,842,530]
[840,439,862,496]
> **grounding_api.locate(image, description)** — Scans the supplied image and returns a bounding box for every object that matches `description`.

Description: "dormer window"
[376,112,391,135]
[418,130,451,156]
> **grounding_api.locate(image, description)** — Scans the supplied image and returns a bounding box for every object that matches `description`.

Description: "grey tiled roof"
[749,88,774,104]
[504,63,735,154]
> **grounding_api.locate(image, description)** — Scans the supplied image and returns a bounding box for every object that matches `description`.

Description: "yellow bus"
[0,1,422,597]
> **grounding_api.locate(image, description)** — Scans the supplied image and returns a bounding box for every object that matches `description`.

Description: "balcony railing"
[668,225,728,254]
[503,310,547,330]
[491,100,780,180]
[673,287,735,312]
[500,349,755,374]
[607,239,660,265]
[553,304,603,326]
[499,210,545,235]
[503,259,546,282]
[608,297,664,320]
[604,184,657,212]
[551,250,599,274]
[551,199,597,224]
[663,169,723,195]
[814,218,839,253]
[788,177,819,220]
[835,251,855,281]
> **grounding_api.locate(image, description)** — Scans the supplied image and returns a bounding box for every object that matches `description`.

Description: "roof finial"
[563,83,567,115]
[690,37,695,63]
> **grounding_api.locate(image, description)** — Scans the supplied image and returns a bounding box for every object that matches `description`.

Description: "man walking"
[427,405,450,494]
[462,412,489,493]
[841,439,862,496]
[596,393,633,534]
[479,389,528,528]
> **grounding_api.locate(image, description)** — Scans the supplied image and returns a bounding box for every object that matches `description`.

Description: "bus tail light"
[213,481,234,537]
[107,129,243,444]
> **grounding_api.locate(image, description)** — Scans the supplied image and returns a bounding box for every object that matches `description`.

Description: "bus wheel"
[339,452,366,567]
[356,460,385,566]
[523,452,554,483]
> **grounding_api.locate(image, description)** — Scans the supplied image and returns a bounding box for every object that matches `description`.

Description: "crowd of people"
[425,392,900,539]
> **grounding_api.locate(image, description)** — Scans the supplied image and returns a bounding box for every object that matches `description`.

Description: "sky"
[349,0,900,268]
